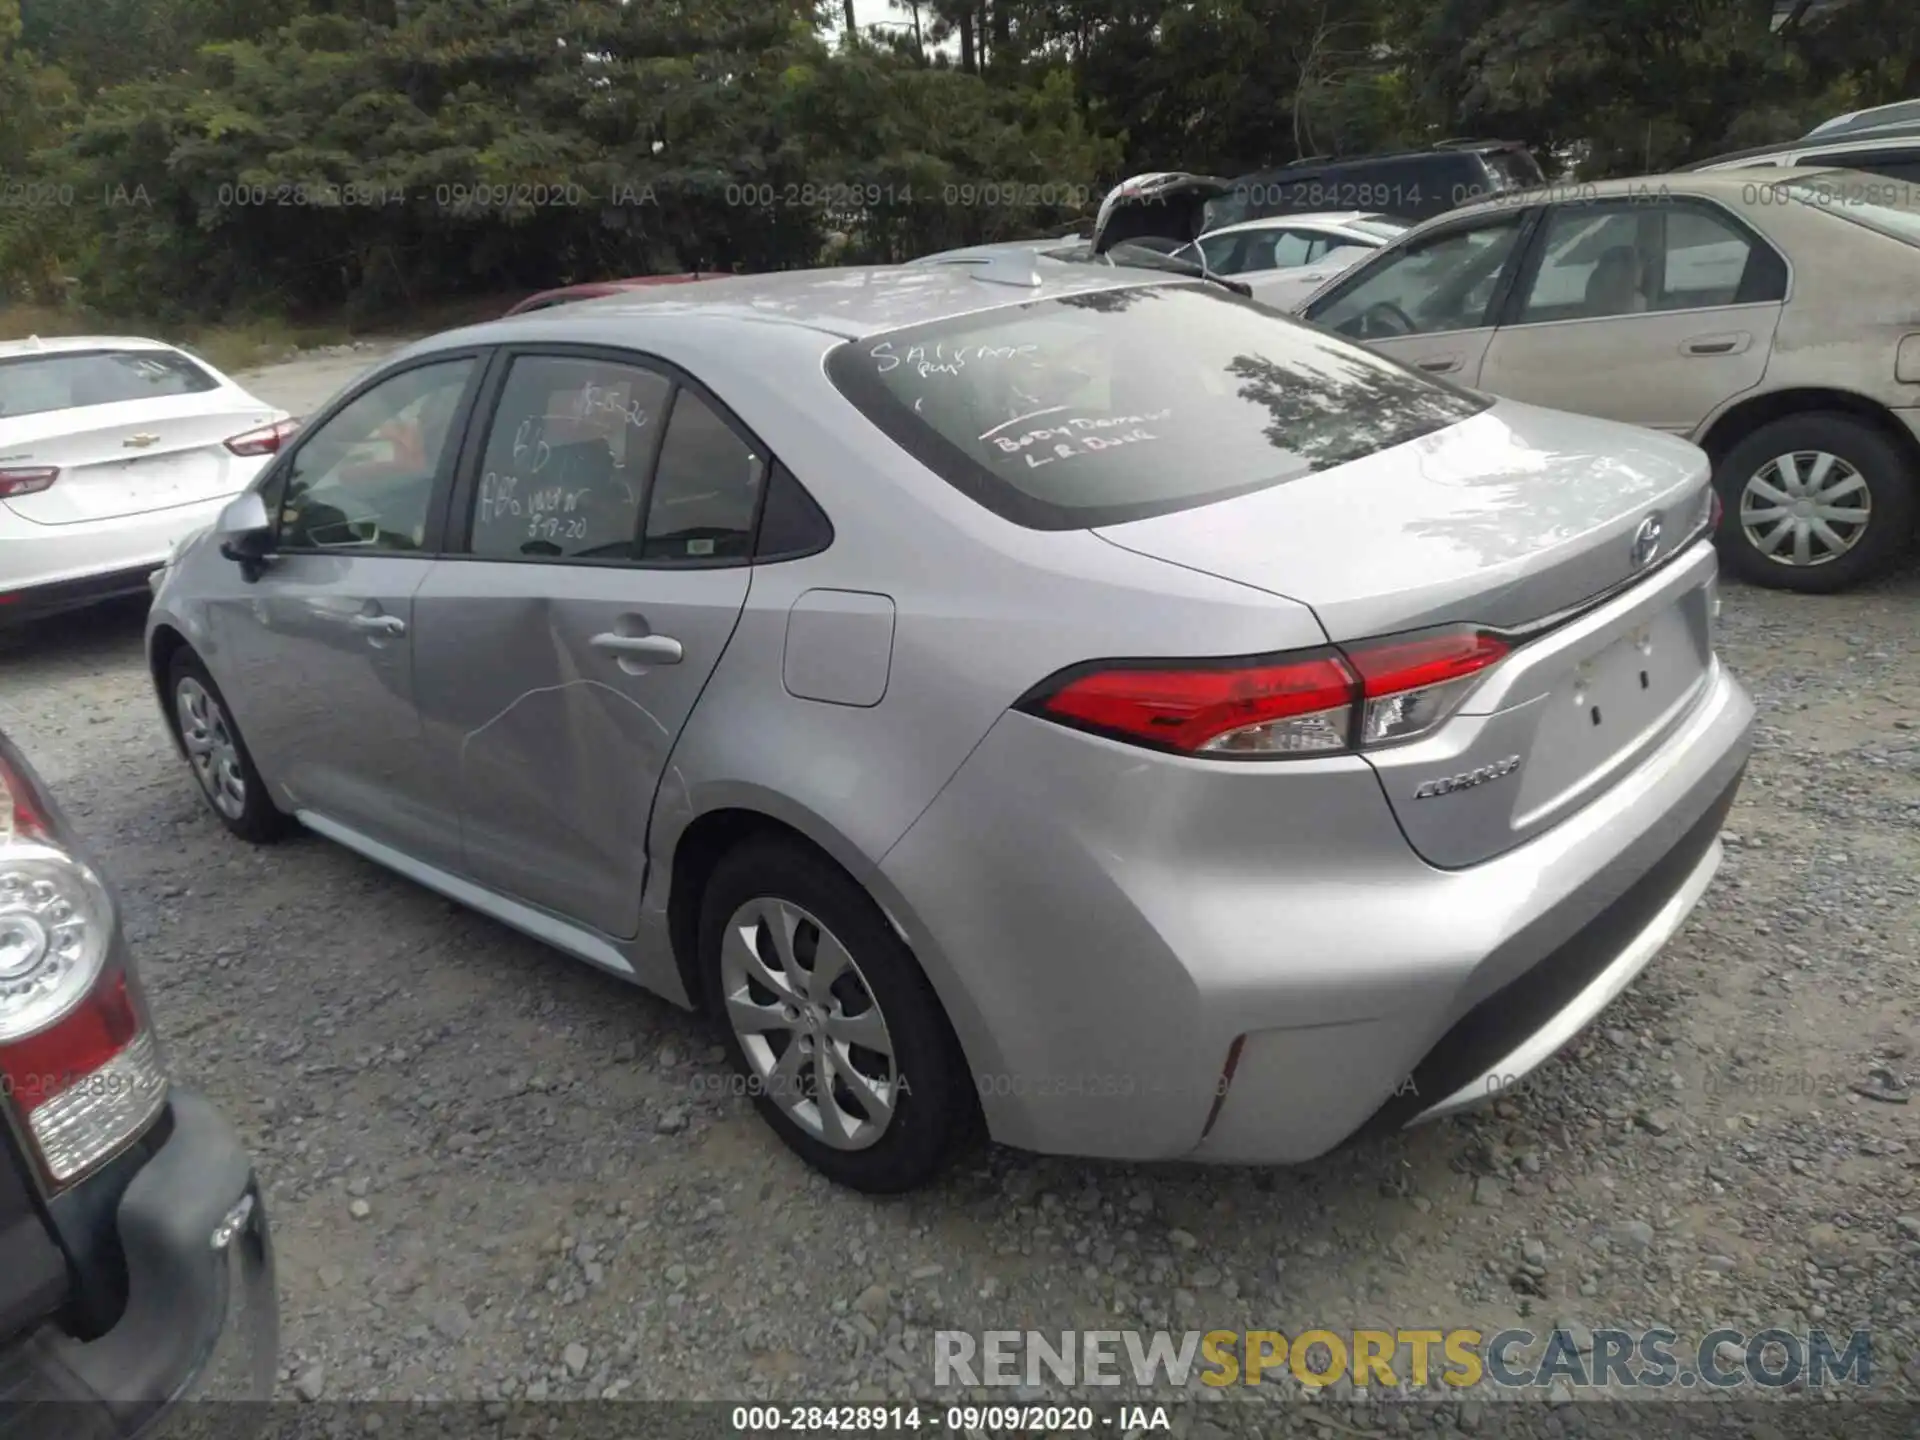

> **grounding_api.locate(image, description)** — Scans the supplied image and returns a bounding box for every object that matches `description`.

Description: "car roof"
[0,334,179,360]
[430,261,1178,350]
[1681,126,1920,170]
[1431,166,1846,224]
[1807,99,1920,138]
[1198,212,1393,238]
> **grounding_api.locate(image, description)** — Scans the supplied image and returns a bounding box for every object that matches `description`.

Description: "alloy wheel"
[1739,450,1871,568]
[176,677,248,820]
[718,896,899,1151]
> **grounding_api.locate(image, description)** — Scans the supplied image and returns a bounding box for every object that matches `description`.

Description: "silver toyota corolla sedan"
[145,260,1754,1192]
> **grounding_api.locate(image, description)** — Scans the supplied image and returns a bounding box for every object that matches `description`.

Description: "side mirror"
[216,491,275,579]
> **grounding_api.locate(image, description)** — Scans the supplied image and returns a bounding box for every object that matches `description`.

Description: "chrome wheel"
[176,677,247,820]
[1739,450,1871,568]
[718,896,898,1151]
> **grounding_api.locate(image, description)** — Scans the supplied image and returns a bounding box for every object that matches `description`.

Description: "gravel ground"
[2,349,1917,1425]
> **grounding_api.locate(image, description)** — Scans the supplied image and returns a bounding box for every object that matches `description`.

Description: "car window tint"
[1518,209,1649,320]
[1815,151,1920,182]
[639,389,764,563]
[0,349,218,420]
[1198,234,1242,272]
[277,359,474,553]
[828,283,1488,530]
[1312,217,1525,339]
[1659,206,1757,309]
[1267,230,1317,268]
[466,355,670,563]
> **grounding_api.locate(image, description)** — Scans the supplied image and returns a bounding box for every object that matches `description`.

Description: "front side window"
[276,358,475,552]
[466,355,671,562]
[1195,234,1244,272]
[1311,217,1527,339]
[0,348,218,421]
[1260,230,1327,269]
[826,283,1488,530]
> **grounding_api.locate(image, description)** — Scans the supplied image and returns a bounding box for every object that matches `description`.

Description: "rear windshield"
[1483,148,1546,192]
[1775,175,1920,247]
[0,348,219,420]
[825,283,1489,530]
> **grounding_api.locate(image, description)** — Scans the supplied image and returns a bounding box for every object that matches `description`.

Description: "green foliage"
[1,0,1908,320]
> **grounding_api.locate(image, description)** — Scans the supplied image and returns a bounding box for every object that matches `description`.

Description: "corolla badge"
[1413,755,1522,800]
[1631,515,1662,568]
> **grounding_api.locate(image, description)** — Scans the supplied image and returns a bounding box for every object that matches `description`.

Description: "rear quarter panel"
[1711,192,1920,423]
[623,316,1332,1061]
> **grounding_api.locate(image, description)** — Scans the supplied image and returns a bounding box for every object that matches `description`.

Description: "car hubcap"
[1739,450,1871,567]
[176,678,247,820]
[718,897,898,1151]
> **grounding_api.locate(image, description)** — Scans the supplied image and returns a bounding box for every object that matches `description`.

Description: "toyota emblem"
[1631,515,1662,569]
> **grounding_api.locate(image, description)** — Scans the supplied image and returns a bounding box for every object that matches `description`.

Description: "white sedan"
[1172,211,1410,309]
[0,337,294,624]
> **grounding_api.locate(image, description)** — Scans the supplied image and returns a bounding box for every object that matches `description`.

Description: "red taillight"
[1709,490,1724,530]
[225,418,299,457]
[1026,653,1359,756]
[0,750,168,1189]
[1019,626,1510,759]
[0,467,59,499]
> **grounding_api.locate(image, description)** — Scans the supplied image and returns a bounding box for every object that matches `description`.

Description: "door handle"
[1683,333,1751,357]
[590,632,684,664]
[349,613,407,637]
[1417,356,1463,373]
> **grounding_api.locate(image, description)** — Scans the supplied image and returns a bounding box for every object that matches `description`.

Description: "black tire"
[166,649,292,843]
[1712,412,1917,593]
[698,837,975,1193]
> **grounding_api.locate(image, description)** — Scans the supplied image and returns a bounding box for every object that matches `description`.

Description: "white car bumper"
[0,492,246,620]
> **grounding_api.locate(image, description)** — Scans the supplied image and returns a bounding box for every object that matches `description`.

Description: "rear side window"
[826,283,1488,530]
[0,349,218,420]
[640,390,765,563]
[468,355,671,562]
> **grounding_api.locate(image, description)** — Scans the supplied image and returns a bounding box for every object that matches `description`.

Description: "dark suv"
[0,729,275,1435]
[1214,140,1546,227]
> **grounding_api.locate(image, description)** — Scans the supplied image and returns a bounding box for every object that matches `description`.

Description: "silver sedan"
[146,262,1753,1191]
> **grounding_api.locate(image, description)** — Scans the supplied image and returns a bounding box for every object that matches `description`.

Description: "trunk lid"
[1094,400,1712,640]
[1095,400,1719,867]
[1,393,281,525]
[1092,172,1234,255]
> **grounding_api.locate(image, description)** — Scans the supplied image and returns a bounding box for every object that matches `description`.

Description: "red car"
[502,274,711,316]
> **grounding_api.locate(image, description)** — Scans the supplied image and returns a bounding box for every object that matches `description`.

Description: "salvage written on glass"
[984,409,1172,469]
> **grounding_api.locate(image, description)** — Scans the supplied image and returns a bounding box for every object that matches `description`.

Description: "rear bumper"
[0,498,230,621]
[0,1090,277,1437]
[0,565,162,626]
[881,657,1753,1163]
